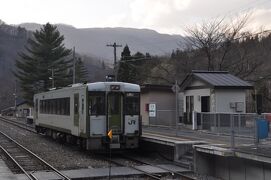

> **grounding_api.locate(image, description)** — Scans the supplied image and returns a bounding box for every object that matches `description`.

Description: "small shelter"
[179,71,253,125]
[140,84,176,126]
[16,100,32,118]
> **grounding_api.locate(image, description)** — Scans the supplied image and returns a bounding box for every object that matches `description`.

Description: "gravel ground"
[0,120,111,170]
[0,118,222,179]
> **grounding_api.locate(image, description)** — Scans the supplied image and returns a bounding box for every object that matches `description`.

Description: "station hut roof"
[180,70,253,91]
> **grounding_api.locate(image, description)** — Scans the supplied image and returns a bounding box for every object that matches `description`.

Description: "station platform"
[142,126,271,164]
[0,157,27,180]
[30,164,189,179]
[0,156,189,179]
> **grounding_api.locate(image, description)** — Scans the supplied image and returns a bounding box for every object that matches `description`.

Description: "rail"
[0,117,36,133]
[121,155,195,180]
[0,130,71,180]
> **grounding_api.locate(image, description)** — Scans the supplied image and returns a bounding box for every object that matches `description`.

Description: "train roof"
[87,82,140,92]
[34,82,140,97]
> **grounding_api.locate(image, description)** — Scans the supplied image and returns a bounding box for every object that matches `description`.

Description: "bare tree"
[185,14,250,71]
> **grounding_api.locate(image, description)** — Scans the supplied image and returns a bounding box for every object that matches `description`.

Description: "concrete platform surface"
[31,164,189,179]
[0,158,27,180]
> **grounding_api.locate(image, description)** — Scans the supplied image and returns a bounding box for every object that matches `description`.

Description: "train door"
[74,93,79,127]
[35,98,38,120]
[79,94,85,134]
[89,92,106,135]
[107,92,123,134]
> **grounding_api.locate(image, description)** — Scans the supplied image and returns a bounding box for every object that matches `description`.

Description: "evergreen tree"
[15,23,72,104]
[101,61,106,70]
[117,45,137,83]
[75,57,89,83]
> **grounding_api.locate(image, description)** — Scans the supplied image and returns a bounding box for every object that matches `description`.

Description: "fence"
[149,109,176,127]
[193,112,271,148]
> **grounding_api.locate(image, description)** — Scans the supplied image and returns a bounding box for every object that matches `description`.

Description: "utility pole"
[172,80,180,135]
[106,42,122,80]
[73,47,76,84]
[49,68,55,88]
[14,80,17,118]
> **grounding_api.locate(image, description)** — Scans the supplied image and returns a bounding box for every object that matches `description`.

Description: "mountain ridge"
[19,23,185,61]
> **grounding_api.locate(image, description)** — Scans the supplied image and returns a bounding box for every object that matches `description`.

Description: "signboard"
[149,103,156,117]
[171,84,180,93]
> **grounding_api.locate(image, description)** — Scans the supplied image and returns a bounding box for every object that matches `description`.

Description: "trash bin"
[26,116,33,124]
[257,119,268,139]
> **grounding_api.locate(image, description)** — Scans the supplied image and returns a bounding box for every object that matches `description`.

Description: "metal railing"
[149,110,176,127]
[193,112,271,148]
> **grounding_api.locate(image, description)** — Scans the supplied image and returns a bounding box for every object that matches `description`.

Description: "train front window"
[89,92,105,116]
[125,93,140,115]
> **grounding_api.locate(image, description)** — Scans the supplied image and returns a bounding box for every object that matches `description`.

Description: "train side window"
[60,98,64,115]
[42,100,45,113]
[66,98,70,115]
[50,100,53,114]
[56,99,60,115]
[82,97,84,114]
[39,100,42,113]
[46,100,49,114]
[53,99,56,114]
[41,100,43,114]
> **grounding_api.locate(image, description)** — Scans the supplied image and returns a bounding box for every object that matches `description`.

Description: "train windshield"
[89,92,105,116]
[124,93,140,115]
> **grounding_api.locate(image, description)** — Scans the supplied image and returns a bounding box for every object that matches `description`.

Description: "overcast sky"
[1,0,271,35]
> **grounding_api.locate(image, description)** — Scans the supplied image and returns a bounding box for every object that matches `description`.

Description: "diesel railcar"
[34,82,141,150]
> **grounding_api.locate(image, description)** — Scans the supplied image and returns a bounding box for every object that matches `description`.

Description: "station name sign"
[149,103,156,117]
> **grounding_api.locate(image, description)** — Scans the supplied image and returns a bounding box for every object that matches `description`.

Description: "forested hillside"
[142,33,271,112]
[2,19,271,112]
[0,23,29,110]
[0,22,112,110]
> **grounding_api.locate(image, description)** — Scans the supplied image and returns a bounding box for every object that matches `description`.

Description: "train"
[33,82,141,150]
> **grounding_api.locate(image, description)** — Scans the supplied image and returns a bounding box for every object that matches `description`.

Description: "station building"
[1,99,32,118]
[179,71,253,127]
[16,100,32,118]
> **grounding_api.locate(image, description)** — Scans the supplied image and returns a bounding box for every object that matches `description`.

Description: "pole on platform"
[109,145,111,180]
[107,129,113,179]
[173,80,179,136]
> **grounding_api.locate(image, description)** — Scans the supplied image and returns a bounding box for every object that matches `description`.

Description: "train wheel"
[79,138,87,150]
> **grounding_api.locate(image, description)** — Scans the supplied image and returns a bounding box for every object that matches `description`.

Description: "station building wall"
[215,89,246,113]
[141,90,175,126]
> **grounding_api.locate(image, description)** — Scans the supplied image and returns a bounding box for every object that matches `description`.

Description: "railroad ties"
[0,130,70,180]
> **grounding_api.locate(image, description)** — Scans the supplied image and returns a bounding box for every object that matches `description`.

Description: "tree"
[117,45,136,83]
[75,57,89,83]
[15,23,72,104]
[185,14,250,71]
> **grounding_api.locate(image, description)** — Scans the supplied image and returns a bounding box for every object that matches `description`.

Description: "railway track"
[109,156,162,179]
[0,117,195,179]
[0,117,36,133]
[120,155,196,180]
[0,130,70,180]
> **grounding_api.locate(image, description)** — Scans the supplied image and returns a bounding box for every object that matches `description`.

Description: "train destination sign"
[110,85,120,91]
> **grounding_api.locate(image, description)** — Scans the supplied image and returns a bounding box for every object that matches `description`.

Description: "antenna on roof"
[106,75,115,82]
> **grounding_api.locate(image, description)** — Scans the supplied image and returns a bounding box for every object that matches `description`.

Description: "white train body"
[34,82,141,150]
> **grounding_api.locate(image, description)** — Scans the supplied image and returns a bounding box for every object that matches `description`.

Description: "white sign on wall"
[149,103,156,117]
